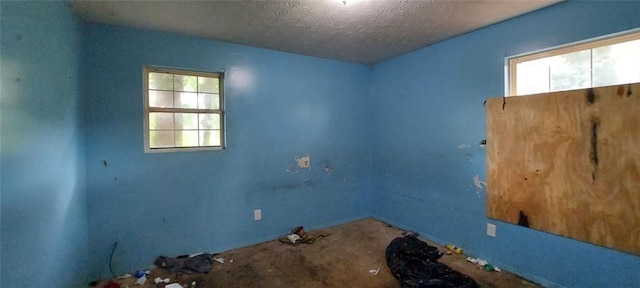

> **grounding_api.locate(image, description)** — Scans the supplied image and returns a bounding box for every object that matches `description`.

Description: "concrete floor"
[95,218,540,288]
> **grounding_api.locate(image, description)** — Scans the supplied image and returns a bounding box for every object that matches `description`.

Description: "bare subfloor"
[95,218,540,288]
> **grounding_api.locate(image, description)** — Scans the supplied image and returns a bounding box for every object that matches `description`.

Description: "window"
[143,66,224,152]
[509,32,640,96]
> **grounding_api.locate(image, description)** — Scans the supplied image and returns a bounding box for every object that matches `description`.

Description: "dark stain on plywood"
[518,211,530,228]
[591,118,599,181]
[587,88,596,104]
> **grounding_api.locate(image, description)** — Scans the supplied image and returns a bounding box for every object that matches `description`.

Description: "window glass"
[144,67,224,152]
[593,39,640,87]
[510,32,640,96]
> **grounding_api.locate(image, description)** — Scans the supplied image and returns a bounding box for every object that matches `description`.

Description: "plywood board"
[486,83,640,255]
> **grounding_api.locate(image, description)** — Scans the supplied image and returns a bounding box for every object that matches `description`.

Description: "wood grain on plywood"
[486,83,640,255]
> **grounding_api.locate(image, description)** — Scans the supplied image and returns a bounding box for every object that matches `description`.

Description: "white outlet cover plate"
[254,209,262,221]
[487,223,496,237]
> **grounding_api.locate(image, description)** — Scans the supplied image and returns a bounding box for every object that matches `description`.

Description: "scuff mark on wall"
[295,155,311,169]
[303,178,313,186]
[317,160,334,175]
[473,174,487,197]
[473,174,487,190]
[465,153,474,163]
[458,144,470,149]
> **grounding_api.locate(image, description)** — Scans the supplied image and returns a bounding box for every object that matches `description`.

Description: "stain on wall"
[296,155,311,169]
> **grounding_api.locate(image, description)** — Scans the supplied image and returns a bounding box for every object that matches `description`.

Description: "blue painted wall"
[0,2,88,288]
[369,1,640,287]
[3,1,640,287]
[82,24,371,279]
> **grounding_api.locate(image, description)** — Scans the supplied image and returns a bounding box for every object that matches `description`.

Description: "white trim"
[143,65,225,153]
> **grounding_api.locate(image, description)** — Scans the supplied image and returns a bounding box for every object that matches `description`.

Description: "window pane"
[199,113,220,129]
[549,50,591,92]
[174,75,197,92]
[593,39,640,87]
[174,92,198,109]
[198,93,220,109]
[175,130,199,147]
[149,90,173,108]
[146,68,224,151]
[150,131,174,148]
[199,130,221,146]
[149,72,173,90]
[516,58,550,95]
[198,77,219,93]
[149,112,174,130]
[175,113,198,130]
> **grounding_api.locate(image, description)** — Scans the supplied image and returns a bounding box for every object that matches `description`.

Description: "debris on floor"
[446,244,463,254]
[278,226,331,246]
[369,268,380,275]
[134,275,146,285]
[466,257,502,272]
[214,257,225,264]
[154,253,215,274]
[134,270,149,285]
[133,270,149,278]
[387,235,479,287]
[91,219,539,288]
[287,233,301,244]
[154,277,170,284]
[103,281,121,288]
[401,230,420,237]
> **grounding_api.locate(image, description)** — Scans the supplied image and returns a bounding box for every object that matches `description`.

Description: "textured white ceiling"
[70,0,561,65]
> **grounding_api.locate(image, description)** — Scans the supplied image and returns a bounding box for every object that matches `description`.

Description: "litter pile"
[466,257,501,272]
[278,226,330,245]
[386,234,479,288]
[92,253,216,288]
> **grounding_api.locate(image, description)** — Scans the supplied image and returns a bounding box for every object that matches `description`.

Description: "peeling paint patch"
[473,174,487,190]
[458,144,471,149]
[295,155,311,169]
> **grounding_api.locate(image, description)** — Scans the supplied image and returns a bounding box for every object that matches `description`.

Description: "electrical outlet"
[487,223,496,237]
[254,209,262,221]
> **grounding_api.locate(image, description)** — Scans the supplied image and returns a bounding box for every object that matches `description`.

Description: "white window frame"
[143,66,225,153]
[508,31,640,96]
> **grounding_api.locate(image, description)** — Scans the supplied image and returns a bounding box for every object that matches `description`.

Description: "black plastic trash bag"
[154,253,214,274]
[386,235,479,288]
